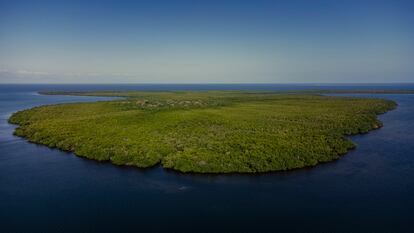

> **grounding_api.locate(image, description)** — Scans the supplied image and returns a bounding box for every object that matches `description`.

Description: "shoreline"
[9,90,399,174]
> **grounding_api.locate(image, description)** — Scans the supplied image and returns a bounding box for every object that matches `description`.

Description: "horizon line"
[1,82,414,85]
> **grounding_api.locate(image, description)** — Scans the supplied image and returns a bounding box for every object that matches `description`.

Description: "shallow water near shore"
[1,84,413,232]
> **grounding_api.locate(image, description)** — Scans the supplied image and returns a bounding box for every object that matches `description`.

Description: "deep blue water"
[1,84,413,233]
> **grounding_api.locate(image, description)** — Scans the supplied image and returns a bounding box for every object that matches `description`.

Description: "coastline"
[8,90,399,174]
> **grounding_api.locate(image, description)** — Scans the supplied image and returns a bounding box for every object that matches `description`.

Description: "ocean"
[1,84,413,232]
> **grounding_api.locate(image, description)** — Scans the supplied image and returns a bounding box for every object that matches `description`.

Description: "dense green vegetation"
[9,91,397,173]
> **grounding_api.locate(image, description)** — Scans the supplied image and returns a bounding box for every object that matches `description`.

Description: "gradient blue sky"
[1,0,413,83]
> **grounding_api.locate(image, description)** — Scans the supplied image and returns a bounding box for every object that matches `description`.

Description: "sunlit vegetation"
[9,91,397,173]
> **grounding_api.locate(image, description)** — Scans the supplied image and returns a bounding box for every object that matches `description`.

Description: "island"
[9,91,398,173]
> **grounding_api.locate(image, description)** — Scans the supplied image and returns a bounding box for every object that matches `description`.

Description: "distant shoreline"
[38,89,414,97]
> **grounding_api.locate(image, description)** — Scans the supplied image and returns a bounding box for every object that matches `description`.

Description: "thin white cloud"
[0,69,135,78]
[0,69,50,75]
[60,72,134,77]
[15,70,50,75]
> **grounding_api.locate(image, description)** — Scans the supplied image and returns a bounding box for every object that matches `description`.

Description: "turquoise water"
[1,84,413,232]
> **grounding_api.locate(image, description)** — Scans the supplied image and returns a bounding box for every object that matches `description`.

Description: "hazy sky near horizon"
[1,0,413,83]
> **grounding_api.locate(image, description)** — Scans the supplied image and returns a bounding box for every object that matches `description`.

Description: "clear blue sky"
[1,0,413,83]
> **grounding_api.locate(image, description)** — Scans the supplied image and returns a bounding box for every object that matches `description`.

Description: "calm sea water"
[1,84,413,233]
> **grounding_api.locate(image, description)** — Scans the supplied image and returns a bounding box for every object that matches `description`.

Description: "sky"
[0,0,413,84]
